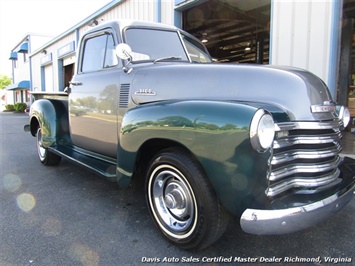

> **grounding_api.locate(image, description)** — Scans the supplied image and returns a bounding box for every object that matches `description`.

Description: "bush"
[14,102,27,112]
[5,104,15,111]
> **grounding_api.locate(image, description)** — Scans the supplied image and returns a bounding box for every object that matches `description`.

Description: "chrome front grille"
[267,120,344,197]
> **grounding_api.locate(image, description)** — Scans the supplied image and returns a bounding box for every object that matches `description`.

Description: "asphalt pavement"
[1,112,354,266]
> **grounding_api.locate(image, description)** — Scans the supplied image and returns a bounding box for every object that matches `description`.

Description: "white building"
[5,33,54,106]
[8,0,355,122]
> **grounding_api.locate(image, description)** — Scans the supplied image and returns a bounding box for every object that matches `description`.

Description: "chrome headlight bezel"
[250,109,275,153]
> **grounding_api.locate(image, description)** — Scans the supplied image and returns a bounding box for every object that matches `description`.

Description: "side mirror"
[115,43,133,61]
[116,43,133,73]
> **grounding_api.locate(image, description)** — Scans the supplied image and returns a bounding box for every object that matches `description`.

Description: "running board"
[48,144,117,181]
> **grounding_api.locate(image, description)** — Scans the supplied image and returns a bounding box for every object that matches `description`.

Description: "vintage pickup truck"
[26,20,354,250]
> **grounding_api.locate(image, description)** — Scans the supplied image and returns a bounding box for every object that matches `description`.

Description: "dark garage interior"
[182,0,270,63]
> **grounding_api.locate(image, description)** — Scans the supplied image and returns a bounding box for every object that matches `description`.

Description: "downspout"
[29,35,34,104]
[11,59,15,105]
[10,50,15,105]
[269,0,275,63]
[156,0,162,23]
[327,0,343,100]
[75,29,80,50]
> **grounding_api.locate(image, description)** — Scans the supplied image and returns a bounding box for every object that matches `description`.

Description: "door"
[69,30,121,158]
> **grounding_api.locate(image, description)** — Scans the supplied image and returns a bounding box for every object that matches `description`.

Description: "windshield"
[124,28,211,63]
[125,28,189,62]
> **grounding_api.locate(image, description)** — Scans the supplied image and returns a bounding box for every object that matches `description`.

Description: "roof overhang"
[30,0,125,57]
[6,80,30,90]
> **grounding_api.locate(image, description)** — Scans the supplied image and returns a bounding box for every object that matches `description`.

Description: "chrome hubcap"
[164,182,186,209]
[149,165,197,238]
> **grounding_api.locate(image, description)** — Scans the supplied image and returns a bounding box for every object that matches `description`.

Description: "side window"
[81,33,118,73]
[181,35,211,63]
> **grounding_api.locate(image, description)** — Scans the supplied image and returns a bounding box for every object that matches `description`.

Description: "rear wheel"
[145,147,229,250]
[36,127,61,166]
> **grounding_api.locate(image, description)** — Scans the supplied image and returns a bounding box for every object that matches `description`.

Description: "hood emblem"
[135,89,156,96]
[311,101,336,113]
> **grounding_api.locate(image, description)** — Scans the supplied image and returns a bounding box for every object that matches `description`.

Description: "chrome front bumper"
[240,183,354,235]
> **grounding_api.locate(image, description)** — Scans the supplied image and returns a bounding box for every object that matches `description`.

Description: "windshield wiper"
[154,56,182,64]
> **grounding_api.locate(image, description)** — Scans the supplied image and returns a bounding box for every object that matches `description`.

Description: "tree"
[0,75,12,90]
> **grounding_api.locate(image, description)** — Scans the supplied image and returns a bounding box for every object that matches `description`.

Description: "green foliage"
[0,75,12,90]
[5,104,15,111]
[14,102,27,112]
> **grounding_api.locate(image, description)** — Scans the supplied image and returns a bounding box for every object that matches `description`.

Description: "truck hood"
[130,63,336,121]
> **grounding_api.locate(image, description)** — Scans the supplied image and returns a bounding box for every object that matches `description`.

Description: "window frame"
[78,28,119,74]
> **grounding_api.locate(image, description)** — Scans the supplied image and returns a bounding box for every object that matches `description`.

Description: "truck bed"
[30,91,68,101]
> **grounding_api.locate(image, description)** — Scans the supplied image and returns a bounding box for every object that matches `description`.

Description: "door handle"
[69,81,82,86]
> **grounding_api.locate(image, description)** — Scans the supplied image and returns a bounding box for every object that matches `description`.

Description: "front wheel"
[145,148,229,250]
[36,127,61,166]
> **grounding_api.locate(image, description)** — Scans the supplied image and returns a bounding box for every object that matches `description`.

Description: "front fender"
[119,100,278,215]
[29,99,69,148]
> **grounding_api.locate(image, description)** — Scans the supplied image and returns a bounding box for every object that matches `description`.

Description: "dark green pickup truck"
[26,20,354,250]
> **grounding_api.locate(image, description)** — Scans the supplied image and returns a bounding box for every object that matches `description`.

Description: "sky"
[0,0,112,77]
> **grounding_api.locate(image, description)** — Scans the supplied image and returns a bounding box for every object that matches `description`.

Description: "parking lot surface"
[1,112,354,265]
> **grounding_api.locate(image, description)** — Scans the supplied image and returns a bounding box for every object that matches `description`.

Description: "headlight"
[338,106,350,128]
[250,109,275,152]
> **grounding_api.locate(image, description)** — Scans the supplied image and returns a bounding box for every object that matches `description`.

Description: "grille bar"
[273,131,342,149]
[270,156,343,181]
[274,120,343,131]
[271,143,342,165]
[268,119,343,197]
[266,169,341,197]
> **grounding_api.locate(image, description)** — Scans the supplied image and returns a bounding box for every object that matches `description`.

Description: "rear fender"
[29,99,69,148]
